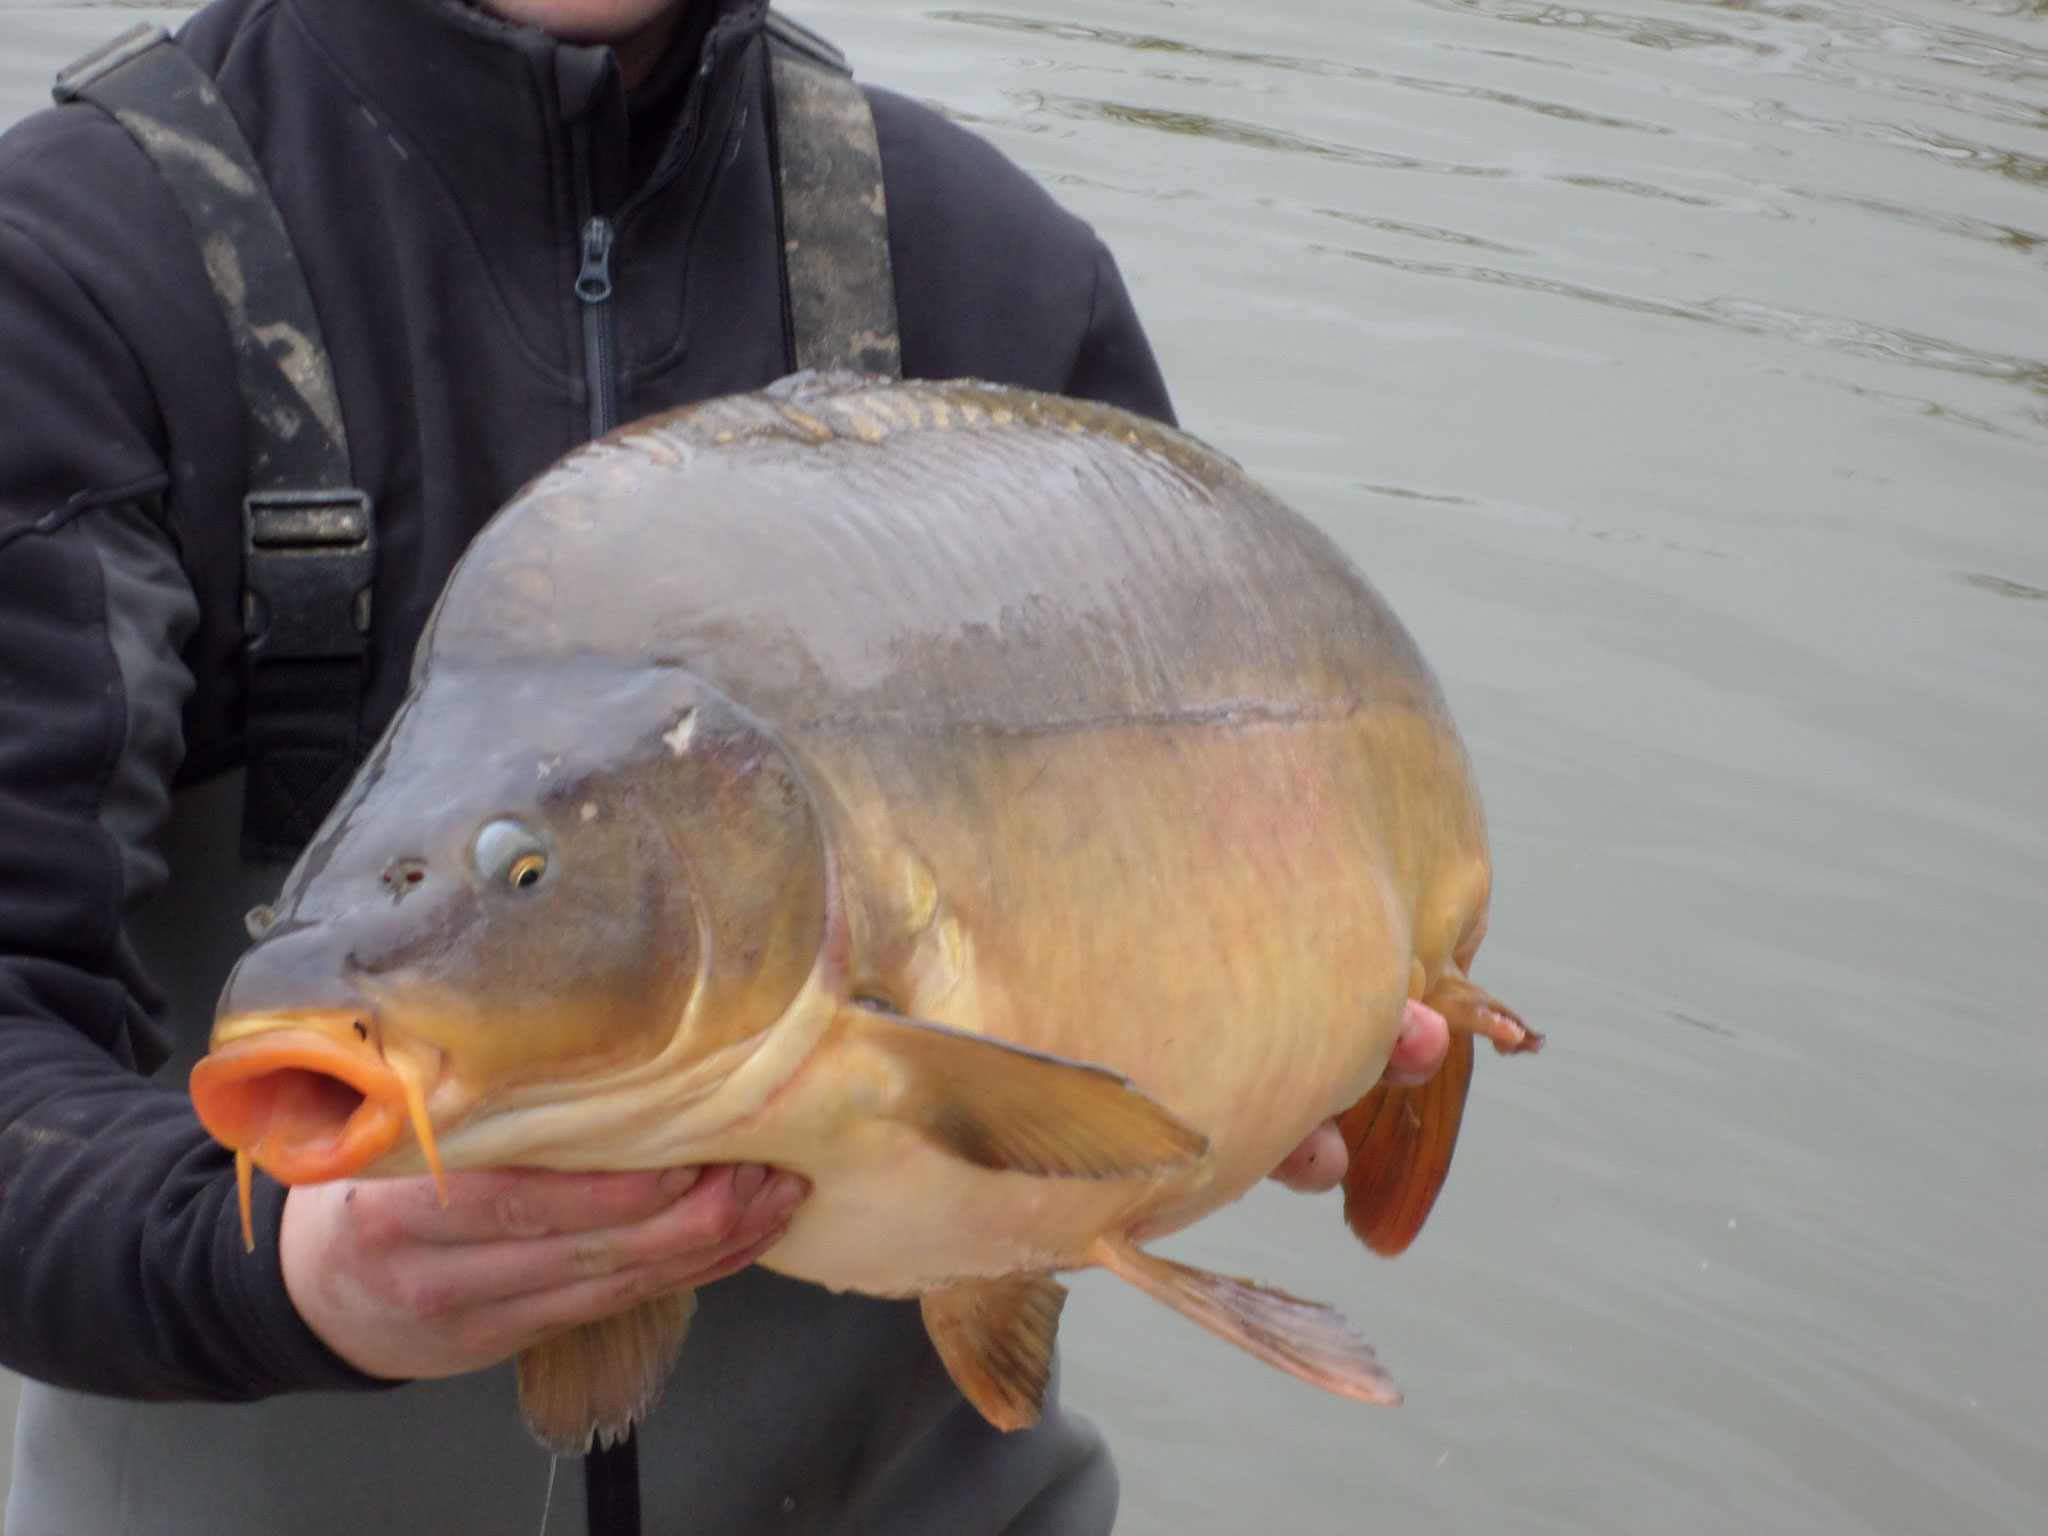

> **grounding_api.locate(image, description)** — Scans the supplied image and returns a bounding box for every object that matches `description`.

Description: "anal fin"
[838,1002,1208,1179]
[921,1273,1069,1431]
[515,1288,697,1454]
[1088,1236,1399,1406]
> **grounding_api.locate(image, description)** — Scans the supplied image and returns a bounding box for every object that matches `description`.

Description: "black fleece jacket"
[0,0,1170,1399]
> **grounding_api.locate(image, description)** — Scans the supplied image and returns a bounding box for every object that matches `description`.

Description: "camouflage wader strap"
[54,25,375,865]
[764,10,903,378]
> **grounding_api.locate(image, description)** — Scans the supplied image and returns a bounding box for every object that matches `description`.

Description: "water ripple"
[1023,90,1514,178]
[932,9,1676,133]
[1782,186,2047,259]
[1314,206,1533,255]
[1836,382,2030,441]
[1313,241,2048,400]
[1416,0,2048,126]
[1957,572,2048,601]
[1424,0,2048,75]
[1554,170,1755,206]
[1027,89,1773,212]
[1410,0,1779,58]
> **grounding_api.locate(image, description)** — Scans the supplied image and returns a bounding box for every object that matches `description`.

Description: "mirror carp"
[190,375,1539,1452]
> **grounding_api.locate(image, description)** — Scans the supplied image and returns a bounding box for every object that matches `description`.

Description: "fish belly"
[740,1092,1166,1294]
[783,706,1483,1265]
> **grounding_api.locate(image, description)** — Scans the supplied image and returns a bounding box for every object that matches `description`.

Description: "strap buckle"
[242,488,375,661]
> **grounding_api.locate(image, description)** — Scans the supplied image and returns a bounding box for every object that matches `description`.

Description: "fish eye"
[473,819,550,891]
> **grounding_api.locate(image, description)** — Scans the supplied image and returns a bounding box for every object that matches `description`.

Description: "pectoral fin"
[515,1289,697,1454]
[1088,1236,1399,1406]
[921,1273,1068,1431]
[1339,974,1539,1257]
[838,1003,1208,1178]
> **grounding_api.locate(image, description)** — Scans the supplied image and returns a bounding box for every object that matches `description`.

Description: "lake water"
[3,0,2043,1532]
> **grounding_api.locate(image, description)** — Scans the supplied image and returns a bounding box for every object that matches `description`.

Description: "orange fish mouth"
[190,1020,448,1247]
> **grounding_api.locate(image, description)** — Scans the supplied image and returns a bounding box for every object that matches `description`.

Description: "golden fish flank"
[189,375,1541,1453]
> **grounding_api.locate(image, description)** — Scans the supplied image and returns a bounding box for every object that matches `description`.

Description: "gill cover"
[197,663,831,1185]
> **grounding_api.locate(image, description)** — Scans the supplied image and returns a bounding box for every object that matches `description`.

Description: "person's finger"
[471,1224,795,1362]
[383,1167,806,1312]
[367,1163,714,1246]
[1264,1000,1457,1196]
[416,1182,804,1363]
[1267,1119,1347,1192]
[1382,998,1450,1087]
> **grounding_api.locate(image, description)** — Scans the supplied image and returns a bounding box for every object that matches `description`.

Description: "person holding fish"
[0,0,1479,1533]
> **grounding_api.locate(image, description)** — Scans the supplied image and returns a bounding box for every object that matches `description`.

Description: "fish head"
[191,660,831,1188]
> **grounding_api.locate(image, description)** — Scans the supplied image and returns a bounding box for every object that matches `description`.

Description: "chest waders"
[36,18,903,1536]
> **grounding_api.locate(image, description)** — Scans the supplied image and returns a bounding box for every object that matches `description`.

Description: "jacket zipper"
[576,214,620,440]
[566,24,740,440]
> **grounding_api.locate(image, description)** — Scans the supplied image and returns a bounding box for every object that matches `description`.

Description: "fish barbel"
[190,375,1539,1451]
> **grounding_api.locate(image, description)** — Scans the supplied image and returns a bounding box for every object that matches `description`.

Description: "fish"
[189,374,1540,1453]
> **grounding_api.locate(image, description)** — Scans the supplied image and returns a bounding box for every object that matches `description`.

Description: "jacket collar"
[282,0,768,224]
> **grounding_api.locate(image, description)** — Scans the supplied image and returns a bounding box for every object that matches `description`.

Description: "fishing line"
[536,1454,559,1536]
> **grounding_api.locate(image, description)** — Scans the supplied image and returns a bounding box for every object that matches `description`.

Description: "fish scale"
[448,383,1437,727]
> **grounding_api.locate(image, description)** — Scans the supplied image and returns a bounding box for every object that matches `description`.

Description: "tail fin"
[1338,976,1540,1256]
[1337,1029,1474,1256]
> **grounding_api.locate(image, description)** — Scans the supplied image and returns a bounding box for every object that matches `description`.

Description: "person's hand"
[280,1163,806,1381]
[1268,998,1452,1193]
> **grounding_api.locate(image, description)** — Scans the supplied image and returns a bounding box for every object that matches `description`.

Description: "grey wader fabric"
[6,19,1110,1536]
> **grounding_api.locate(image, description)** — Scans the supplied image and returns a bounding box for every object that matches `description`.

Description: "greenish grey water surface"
[3,1,2044,1531]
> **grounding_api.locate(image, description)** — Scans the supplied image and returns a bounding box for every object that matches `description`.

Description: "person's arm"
[0,475,371,1397]
[279,1164,801,1380]
[0,115,804,1400]
[871,87,1174,425]
[0,78,384,1384]
[1062,241,1175,425]
[0,373,807,1409]
[0,430,807,1405]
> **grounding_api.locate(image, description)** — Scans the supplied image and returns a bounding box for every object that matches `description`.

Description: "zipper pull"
[576,216,614,304]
